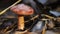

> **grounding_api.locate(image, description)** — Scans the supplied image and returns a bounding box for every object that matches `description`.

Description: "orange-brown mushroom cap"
[10,4,34,15]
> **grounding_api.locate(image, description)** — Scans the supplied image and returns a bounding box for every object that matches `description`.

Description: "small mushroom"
[10,4,34,30]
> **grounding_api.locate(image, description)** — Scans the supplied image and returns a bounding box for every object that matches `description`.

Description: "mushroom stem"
[18,16,24,30]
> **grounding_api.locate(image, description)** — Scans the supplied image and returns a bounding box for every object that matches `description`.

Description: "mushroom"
[10,4,34,30]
